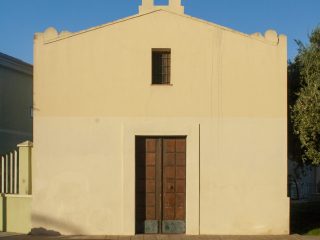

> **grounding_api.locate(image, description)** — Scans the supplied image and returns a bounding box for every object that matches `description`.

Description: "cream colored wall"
[199,28,288,234]
[0,197,3,231]
[0,195,32,233]
[33,10,288,235]
[5,195,32,233]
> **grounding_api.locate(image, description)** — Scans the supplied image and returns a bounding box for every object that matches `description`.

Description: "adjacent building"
[0,52,33,154]
[32,0,289,235]
[288,161,320,200]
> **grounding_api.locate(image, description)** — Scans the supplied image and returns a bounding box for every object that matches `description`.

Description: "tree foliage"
[290,26,320,165]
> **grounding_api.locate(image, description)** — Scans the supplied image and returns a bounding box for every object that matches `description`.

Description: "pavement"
[0,233,319,240]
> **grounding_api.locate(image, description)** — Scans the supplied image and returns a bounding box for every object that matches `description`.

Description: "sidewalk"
[1,233,319,240]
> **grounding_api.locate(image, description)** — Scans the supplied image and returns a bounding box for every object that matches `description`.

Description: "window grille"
[152,49,171,84]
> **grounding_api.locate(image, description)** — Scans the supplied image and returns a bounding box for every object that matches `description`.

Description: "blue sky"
[0,0,319,64]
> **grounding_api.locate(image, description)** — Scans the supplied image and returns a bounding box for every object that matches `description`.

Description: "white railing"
[0,150,19,194]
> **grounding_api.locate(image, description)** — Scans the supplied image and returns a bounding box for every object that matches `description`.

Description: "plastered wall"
[33,9,288,235]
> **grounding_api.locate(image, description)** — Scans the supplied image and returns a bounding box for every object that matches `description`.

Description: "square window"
[152,49,171,85]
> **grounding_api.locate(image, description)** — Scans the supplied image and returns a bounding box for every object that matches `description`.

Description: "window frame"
[151,48,172,86]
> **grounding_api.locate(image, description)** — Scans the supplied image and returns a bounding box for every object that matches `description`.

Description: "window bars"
[152,49,171,85]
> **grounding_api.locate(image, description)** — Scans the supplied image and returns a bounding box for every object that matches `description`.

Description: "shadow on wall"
[31,214,85,235]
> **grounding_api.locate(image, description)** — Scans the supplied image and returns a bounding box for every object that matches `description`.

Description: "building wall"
[0,54,33,154]
[288,161,320,199]
[317,168,320,193]
[33,10,288,235]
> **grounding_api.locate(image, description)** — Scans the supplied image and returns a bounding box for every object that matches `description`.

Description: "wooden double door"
[135,137,186,234]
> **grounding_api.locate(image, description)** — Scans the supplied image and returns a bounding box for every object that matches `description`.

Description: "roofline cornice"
[38,9,286,47]
[0,53,33,76]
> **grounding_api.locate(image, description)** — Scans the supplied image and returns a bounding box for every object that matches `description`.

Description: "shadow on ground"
[290,200,320,234]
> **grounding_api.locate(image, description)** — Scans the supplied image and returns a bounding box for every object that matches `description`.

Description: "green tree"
[290,26,320,165]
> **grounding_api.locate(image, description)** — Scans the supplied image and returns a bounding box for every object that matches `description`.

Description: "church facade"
[32,0,289,235]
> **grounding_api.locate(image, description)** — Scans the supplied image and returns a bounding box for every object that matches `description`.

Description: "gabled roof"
[0,52,33,75]
[39,9,283,46]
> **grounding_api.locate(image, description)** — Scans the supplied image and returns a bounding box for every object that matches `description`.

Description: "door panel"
[136,138,156,233]
[135,137,186,234]
[162,138,186,233]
